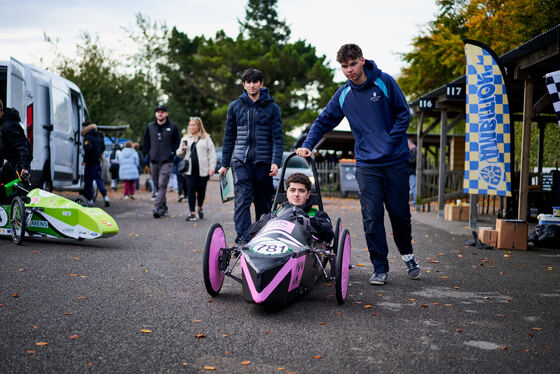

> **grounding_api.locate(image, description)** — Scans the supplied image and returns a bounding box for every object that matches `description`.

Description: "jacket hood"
[239,87,274,106]
[0,107,21,124]
[81,123,97,136]
[121,147,136,158]
[348,59,382,90]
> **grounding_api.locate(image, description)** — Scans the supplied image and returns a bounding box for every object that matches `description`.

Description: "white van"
[1,57,88,191]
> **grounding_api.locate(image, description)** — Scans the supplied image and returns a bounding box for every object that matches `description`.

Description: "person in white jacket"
[177,117,217,221]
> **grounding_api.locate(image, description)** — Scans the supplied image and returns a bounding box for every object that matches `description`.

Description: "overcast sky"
[0,0,439,80]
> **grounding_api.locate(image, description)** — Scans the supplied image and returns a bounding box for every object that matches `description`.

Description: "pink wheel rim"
[208,227,226,292]
[341,234,351,299]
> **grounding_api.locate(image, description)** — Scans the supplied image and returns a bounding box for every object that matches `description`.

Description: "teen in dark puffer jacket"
[218,68,284,244]
[82,121,110,206]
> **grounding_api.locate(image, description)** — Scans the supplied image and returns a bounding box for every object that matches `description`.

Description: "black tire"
[74,196,90,207]
[203,223,227,296]
[335,229,351,305]
[333,217,342,249]
[10,196,26,245]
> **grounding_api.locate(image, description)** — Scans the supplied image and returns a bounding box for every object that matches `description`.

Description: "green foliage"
[159,0,337,146]
[49,32,160,141]
[398,0,560,99]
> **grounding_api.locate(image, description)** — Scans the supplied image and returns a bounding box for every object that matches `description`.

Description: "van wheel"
[41,179,52,192]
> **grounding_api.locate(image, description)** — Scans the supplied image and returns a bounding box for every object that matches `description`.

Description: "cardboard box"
[478,227,497,247]
[444,204,470,221]
[496,219,528,250]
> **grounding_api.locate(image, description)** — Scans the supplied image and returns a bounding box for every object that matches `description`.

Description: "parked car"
[1,57,89,191]
[272,152,314,189]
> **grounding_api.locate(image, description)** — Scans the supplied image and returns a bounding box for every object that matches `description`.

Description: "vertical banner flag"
[463,40,512,197]
[545,70,560,128]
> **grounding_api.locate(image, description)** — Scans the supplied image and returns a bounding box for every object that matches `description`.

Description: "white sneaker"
[124,195,129,199]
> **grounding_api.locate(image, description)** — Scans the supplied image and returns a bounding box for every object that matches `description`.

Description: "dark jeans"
[355,161,413,274]
[185,174,209,212]
[84,164,107,201]
[176,173,187,197]
[232,161,274,242]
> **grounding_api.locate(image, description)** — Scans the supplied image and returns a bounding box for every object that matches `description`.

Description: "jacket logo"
[370,91,380,102]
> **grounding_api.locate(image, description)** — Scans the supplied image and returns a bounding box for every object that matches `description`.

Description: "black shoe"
[186,213,197,221]
[177,195,184,202]
[104,200,110,207]
[198,209,204,219]
[153,209,161,218]
[403,256,421,279]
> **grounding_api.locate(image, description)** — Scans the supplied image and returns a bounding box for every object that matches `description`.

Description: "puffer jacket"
[117,147,139,180]
[221,88,283,168]
[176,134,217,177]
[82,123,104,165]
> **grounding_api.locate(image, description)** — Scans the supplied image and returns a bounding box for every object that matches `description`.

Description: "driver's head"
[286,173,312,207]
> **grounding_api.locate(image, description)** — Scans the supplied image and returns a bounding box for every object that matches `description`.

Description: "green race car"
[0,178,118,244]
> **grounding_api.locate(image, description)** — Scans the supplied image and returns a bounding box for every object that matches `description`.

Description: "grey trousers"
[150,162,173,211]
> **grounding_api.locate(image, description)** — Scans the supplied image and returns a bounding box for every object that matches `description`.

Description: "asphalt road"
[1,179,559,373]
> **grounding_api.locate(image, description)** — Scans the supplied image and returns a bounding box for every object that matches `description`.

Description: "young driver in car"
[249,173,334,243]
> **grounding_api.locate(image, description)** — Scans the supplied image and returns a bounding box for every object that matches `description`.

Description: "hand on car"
[296,148,312,158]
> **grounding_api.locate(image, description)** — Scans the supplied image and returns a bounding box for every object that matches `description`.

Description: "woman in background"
[176,117,216,221]
[118,141,140,199]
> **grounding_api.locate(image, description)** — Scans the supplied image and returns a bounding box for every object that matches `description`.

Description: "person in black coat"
[82,121,110,206]
[249,173,334,243]
[0,100,32,187]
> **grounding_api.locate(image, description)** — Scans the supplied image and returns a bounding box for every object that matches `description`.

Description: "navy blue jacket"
[222,88,283,168]
[302,59,411,167]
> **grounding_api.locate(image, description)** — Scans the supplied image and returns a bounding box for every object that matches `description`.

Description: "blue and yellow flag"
[463,40,512,197]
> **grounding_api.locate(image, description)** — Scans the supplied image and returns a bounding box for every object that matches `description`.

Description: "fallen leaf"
[77,297,88,300]
[12,293,19,298]
[483,296,490,300]
[225,351,231,354]
[354,301,362,304]
[356,263,364,267]
[35,342,48,346]
[277,368,286,371]
[364,305,373,308]
[371,313,378,316]
[195,334,206,338]
[420,304,429,308]
[504,254,511,258]
[207,300,213,303]
[409,298,417,301]
[531,327,542,331]
[319,322,327,325]
[18,268,25,272]
[32,325,38,329]
[427,260,440,263]
[265,330,270,334]
[313,355,323,359]
[26,350,37,354]
[438,253,446,256]
[456,328,463,333]
[440,276,449,279]
[88,363,94,367]
[72,258,80,260]
[378,293,382,297]
[193,320,202,323]
[453,286,460,290]
[203,366,216,371]
[33,251,40,254]
[498,347,508,351]
[241,361,251,365]
[69,274,78,277]
[432,302,439,305]
[69,334,80,339]
[495,314,505,317]
[64,312,72,315]
[140,329,152,333]
[183,362,188,367]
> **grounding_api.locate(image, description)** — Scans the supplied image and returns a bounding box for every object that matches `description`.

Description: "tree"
[239,0,291,45]
[49,32,160,141]
[159,0,337,146]
[398,0,560,99]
